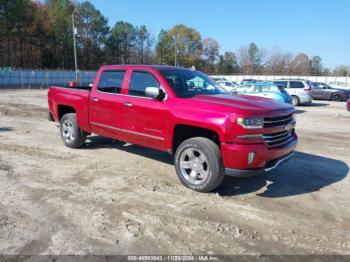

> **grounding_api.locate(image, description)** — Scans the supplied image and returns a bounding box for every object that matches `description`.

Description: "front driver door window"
[128,71,160,97]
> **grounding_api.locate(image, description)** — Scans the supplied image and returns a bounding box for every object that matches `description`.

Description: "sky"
[87,0,350,69]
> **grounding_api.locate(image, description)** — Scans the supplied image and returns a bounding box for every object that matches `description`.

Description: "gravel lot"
[0,89,349,255]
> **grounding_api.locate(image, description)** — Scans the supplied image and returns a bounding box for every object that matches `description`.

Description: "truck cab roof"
[100,64,192,71]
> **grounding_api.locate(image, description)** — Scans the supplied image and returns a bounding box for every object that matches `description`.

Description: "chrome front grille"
[264,114,294,128]
[263,130,294,147]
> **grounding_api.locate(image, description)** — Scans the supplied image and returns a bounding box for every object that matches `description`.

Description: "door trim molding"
[90,121,165,141]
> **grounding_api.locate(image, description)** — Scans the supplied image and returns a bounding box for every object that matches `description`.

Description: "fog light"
[248,152,256,164]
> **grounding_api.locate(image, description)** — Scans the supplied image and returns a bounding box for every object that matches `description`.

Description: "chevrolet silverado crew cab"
[48,65,298,192]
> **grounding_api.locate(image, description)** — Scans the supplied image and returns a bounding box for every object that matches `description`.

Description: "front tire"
[60,113,86,148]
[291,95,300,106]
[331,93,342,102]
[174,137,225,192]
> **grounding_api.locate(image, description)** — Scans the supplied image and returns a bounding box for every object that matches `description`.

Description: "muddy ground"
[0,89,349,255]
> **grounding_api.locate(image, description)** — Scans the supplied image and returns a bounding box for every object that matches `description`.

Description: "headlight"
[237,117,264,129]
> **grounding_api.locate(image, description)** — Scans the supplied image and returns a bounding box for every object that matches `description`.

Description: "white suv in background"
[273,80,313,106]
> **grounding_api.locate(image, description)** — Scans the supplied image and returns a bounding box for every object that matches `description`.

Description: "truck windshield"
[160,69,227,98]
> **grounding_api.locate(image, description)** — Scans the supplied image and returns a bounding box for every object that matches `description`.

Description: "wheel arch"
[57,104,76,121]
[171,124,221,154]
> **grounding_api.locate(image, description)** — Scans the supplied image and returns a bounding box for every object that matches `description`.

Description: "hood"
[191,94,293,115]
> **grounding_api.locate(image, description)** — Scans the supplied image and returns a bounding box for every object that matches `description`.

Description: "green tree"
[30,2,52,68]
[247,42,263,73]
[134,25,154,64]
[75,1,109,69]
[0,0,34,67]
[156,25,202,67]
[106,21,135,64]
[237,43,264,74]
[201,37,219,74]
[322,67,331,76]
[202,37,219,63]
[217,52,239,74]
[156,29,173,65]
[309,56,323,76]
[46,0,75,69]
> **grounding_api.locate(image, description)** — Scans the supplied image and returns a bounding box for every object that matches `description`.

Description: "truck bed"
[48,85,91,131]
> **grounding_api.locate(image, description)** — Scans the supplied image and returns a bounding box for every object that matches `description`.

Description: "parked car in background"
[211,77,226,82]
[273,80,313,106]
[241,79,259,84]
[311,82,349,101]
[217,80,238,91]
[327,82,350,91]
[233,82,292,104]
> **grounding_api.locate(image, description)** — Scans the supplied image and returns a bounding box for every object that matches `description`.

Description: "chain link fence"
[0,68,96,89]
[1,68,349,89]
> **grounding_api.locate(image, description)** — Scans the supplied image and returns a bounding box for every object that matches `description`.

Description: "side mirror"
[145,87,166,101]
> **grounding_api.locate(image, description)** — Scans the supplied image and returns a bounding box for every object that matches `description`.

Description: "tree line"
[0,0,349,76]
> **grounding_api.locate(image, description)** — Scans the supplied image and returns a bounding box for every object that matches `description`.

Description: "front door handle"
[123,102,133,107]
[90,97,99,102]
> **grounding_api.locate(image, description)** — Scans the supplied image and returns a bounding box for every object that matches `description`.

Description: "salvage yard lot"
[0,89,349,255]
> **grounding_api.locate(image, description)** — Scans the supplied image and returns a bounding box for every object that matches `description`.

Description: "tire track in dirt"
[0,103,47,118]
[0,143,76,160]
[0,158,14,179]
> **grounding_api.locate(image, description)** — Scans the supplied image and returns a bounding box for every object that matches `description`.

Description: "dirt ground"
[0,89,349,255]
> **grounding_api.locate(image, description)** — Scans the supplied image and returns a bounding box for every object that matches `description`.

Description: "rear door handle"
[90,97,99,102]
[123,102,133,107]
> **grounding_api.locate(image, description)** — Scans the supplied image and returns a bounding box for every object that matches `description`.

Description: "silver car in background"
[216,80,238,92]
[273,79,313,106]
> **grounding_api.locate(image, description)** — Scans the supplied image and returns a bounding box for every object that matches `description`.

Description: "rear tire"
[60,113,86,148]
[291,95,300,106]
[174,137,225,193]
[331,93,342,102]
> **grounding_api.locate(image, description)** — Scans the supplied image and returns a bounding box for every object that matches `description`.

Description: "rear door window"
[97,70,126,94]
[289,81,305,88]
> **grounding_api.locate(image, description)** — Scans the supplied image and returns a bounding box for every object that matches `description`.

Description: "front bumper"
[221,135,297,177]
[225,152,294,177]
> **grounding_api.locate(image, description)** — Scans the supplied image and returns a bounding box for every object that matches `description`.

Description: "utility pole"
[72,12,78,83]
[173,36,177,67]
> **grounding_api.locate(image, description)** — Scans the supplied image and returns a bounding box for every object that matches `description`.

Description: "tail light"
[304,86,311,92]
[68,80,77,87]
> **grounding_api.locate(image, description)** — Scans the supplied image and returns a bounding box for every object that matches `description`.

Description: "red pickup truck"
[48,65,297,192]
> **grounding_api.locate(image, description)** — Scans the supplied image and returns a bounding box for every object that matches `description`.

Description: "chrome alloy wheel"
[179,148,209,185]
[61,120,75,143]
